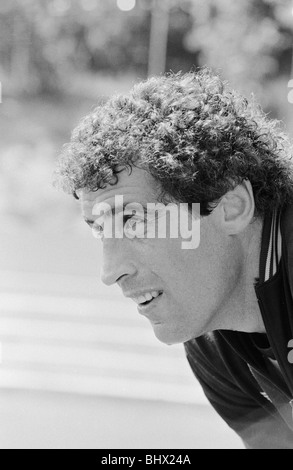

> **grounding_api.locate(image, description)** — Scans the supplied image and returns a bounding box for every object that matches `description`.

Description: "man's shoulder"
[184,331,253,382]
[184,332,230,369]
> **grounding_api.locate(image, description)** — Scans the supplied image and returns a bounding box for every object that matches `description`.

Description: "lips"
[132,290,162,306]
[137,292,163,314]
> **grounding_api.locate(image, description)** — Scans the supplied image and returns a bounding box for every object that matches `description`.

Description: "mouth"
[137,292,163,313]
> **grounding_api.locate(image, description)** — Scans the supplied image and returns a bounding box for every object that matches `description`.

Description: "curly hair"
[54,68,293,216]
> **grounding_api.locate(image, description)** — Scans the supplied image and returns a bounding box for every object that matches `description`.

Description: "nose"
[100,237,137,286]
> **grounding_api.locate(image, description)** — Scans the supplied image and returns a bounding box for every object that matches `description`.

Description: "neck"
[216,217,266,334]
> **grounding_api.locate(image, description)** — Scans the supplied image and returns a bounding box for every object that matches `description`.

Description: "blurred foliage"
[185,0,293,108]
[0,0,292,99]
[0,0,197,95]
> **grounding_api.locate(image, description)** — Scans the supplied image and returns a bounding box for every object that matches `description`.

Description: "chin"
[152,324,195,345]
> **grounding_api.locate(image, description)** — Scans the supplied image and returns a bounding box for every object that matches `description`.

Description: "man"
[54,68,293,449]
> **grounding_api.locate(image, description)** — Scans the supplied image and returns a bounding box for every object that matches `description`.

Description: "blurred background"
[0,0,293,449]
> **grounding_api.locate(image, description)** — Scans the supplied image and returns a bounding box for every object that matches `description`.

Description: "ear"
[217,180,255,235]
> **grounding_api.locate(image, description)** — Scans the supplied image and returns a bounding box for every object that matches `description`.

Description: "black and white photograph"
[0,0,293,451]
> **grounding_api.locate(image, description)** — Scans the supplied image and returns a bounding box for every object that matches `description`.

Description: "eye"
[124,215,145,237]
[92,222,104,239]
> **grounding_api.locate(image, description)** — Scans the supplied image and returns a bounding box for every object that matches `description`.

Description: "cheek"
[167,238,230,307]
[139,238,181,267]
[148,241,204,297]
[147,235,202,272]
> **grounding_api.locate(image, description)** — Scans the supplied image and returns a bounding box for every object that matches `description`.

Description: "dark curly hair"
[54,68,293,217]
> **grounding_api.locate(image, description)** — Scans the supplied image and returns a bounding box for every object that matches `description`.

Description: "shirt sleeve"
[184,334,293,449]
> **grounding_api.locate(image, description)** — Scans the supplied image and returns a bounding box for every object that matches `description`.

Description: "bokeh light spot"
[117,0,136,12]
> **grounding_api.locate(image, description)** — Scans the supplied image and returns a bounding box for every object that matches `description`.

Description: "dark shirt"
[184,206,293,449]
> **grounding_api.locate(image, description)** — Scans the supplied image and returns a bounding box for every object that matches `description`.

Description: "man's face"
[80,166,242,344]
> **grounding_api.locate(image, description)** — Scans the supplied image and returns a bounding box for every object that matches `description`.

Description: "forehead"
[79,166,161,215]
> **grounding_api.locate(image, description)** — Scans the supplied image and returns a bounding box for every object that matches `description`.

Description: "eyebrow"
[84,203,149,227]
